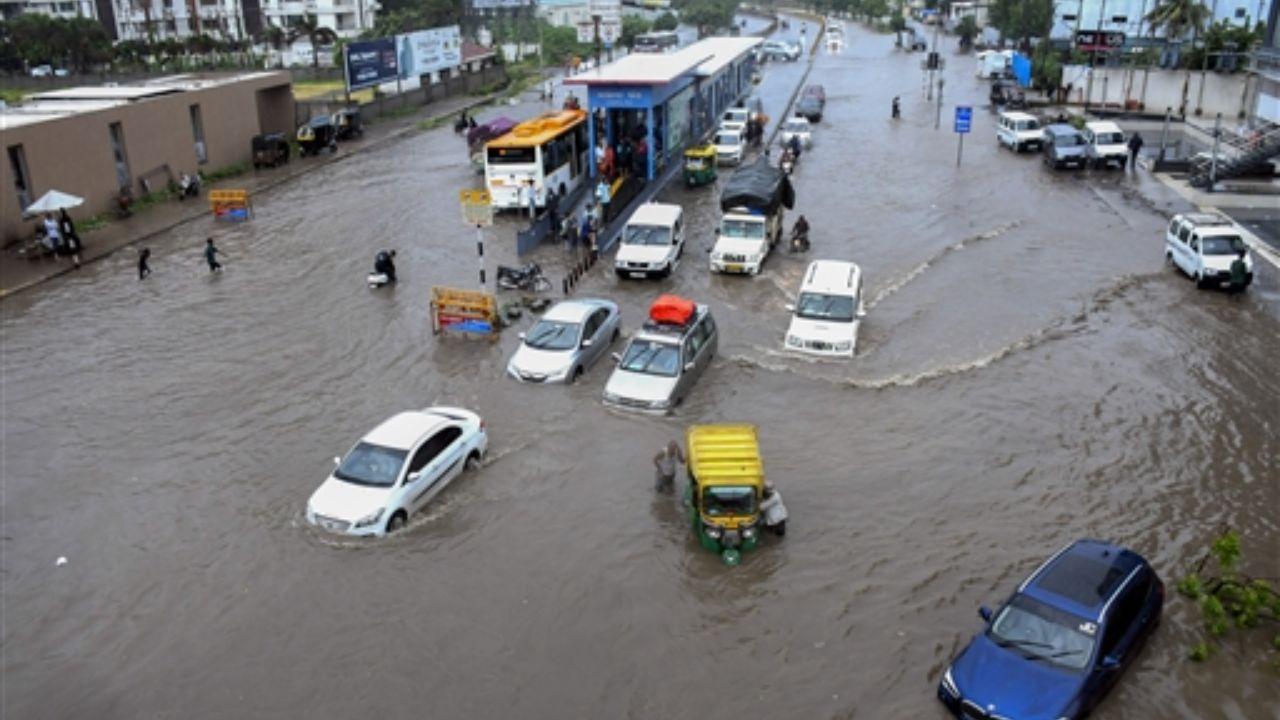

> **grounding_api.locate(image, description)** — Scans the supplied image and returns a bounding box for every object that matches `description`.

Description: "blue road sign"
[954,106,972,134]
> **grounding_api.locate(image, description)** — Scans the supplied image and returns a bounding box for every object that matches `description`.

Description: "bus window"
[488,147,536,164]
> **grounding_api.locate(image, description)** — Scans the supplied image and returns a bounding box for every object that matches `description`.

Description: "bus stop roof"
[691,37,763,77]
[565,36,761,87]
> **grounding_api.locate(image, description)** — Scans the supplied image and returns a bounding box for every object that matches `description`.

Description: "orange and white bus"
[484,109,590,210]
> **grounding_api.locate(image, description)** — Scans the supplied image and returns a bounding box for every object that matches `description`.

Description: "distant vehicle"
[507,299,621,384]
[801,84,826,102]
[779,116,813,149]
[29,64,52,77]
[332,107,363,141]
[54,68,69,77]
[251,133,291,169]
[485,109,589,210]
[296,115,337,156]
[615,202,685,279]
[996,110,1043,152]
[795,94,824,122]
[720,107,750,133]
[785,260,864,357]
[634,30,680,53]
[306,407,488,536]
[1165,212,1254,289]
[1042,124,1088,169]
[938,539,1164,720]
[714,127,745,166]
[603,296,718,414]
[976,49,1014,79]
[1082,121,1128,169]
[761,39,800,61]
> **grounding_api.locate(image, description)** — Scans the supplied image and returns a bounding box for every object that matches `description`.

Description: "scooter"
[789,228,810,253]
[497,263,552,292]
[367,272,391,288]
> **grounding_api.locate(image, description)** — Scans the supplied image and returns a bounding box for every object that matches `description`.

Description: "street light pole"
[1195,0,1220,115]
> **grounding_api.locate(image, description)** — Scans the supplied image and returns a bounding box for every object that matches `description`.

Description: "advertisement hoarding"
[577,20,621,44]
[1074,30,1125,53]
[345,37,399,91]
[397,25,463,78]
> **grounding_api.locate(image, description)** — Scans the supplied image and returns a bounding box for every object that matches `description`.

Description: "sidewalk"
[0,88,508,299]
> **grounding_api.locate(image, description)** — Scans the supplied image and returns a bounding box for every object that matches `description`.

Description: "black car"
[795,95,824,123]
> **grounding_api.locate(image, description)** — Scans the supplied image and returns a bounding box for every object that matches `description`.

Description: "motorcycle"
[367,272,391,288]
[454,115,470,134]
[497,263,552,292]
[789,227,810,253]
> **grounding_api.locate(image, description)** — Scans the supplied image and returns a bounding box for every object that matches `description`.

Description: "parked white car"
[715,127,745,165]
[1165,212,1254,289]
[507,299,621,383]
[615,202,685,279]
[306,407,487,536]
[996,111,1043,152]
[1083,121,1128,168]
[779,116,813,149]
[721,107,750,133]
[29,64,52,77]
[784,260,864,357]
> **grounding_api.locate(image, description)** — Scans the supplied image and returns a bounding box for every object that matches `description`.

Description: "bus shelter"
[564,37,760,185]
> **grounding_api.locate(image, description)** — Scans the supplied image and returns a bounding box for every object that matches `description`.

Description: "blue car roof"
[1020,539,1146,621]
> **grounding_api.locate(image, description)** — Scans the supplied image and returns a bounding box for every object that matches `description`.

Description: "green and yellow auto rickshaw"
[683,143,718,187]
[685,424,764,565]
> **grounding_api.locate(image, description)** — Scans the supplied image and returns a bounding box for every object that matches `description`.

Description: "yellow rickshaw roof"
[684,144,716,158]
[686,424,763,487]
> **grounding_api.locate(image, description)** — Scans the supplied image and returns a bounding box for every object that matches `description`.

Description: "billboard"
[1074,30,1125,52]
[345,37,398,91]
[397,25,463,78]
[577,19,621,44]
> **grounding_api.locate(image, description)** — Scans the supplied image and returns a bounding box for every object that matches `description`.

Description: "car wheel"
[386,511,407,533]
[571,366,583,383]
[465,452,482,471]
[612,327,620,343]
[1195,271,1208,289]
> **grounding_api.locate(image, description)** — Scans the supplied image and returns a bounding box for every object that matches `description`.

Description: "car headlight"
[833,340,853,352]
[941,667,959,698]
[748,252,763,263]
[354,508,384,528]
[603,391,621,404]
[786,335,803,348]
[546,367,570,381]
[743,526,758,541]
[648,398,673,410]
[704,524,722,539]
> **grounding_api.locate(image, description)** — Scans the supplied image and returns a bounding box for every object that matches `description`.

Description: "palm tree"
[288,13,338,68]
[1144,0,1210,41]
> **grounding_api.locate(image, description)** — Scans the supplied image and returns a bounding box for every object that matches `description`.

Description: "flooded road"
[3,20,1278,720]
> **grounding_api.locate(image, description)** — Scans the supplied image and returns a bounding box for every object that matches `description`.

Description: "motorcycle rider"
[374,249,397,283]
[787,133,803,160]
[790,215,811,252]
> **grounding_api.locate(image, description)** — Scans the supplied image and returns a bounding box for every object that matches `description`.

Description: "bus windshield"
[634,31,679,53]
[487,146,537,165]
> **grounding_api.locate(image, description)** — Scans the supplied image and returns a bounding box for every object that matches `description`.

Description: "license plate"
[726,263,743,273]
[322,519,345,531]
[629,271,647,279]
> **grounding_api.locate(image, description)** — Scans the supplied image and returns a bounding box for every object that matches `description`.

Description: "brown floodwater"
[3,19,1278,720]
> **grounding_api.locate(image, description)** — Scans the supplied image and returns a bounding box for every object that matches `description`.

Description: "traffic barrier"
[210,189,252,221]
[430,286,499,340]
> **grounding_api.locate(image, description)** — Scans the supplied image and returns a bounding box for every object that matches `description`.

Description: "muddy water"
[3,21,1278,720]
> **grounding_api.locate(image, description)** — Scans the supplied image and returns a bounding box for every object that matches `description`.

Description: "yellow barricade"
[430,286,499,339]
[210,189,252,221]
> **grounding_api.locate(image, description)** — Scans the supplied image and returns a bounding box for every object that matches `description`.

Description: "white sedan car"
[779,116,813,149]
[715,127,745,165]
[306,407,487,536]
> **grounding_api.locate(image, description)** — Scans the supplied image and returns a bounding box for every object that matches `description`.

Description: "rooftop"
[565,36,760,87]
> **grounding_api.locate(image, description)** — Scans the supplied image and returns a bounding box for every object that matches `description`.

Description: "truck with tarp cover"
[710,159,795,275]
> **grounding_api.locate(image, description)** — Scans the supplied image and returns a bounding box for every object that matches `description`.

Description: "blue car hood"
[952,634,1085,719]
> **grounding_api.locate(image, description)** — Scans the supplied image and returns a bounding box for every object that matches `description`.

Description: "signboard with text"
[954,106,972,134]
[345,38,398,91]
[1074,30,1125,52]
[577,19,621,44]
[397,25,463,78]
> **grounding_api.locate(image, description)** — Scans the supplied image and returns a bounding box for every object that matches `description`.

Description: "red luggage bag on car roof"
[649,295,695,325]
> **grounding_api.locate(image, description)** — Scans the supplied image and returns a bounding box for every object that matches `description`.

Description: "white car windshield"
[702,486,757,516]
[1096,132,1124,144]
[716,133,740,146]
[625,224,673,246]
[525,319,580,350]
[335,442,406,487]
[784,121,808,132]
[1055,134,1084,146]
[1202,235,1245,255]
[796,292,855,322]
[988,595,1096,671]
[1018,120,1040,130]
[620,339,680,377]
[722,219,765,239]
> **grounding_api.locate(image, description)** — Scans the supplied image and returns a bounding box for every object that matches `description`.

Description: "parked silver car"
[602,304,718,413]
[507,299,620,384]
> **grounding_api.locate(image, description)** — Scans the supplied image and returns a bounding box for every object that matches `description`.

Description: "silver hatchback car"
[507,299,621,384]
[602,304,718,413]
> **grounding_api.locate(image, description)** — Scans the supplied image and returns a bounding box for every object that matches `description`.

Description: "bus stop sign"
[954,106,972,134]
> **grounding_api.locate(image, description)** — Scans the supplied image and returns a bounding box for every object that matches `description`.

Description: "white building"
[0,0,97,21]
[538,0,591,28]
[1049,0,1271,42]
[259,0,377,37]
[104,0,374,43]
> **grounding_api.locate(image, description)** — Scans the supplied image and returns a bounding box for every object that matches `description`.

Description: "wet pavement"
[3,19,1278,720]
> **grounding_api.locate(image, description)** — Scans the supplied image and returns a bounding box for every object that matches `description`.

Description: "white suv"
[996,111,1043,153]
[1083,121,1128,169]
[715,127,745,165]
[615,202,684,279]
[1165,213,1254,290]
[784,260,865,357]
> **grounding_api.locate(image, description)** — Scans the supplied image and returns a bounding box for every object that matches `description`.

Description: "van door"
[1175,223,1194,272]
[672,215,684,264]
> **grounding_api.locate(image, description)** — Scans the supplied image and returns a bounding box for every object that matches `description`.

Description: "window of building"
[108,122,132,190]
[8,144,32,211]
[189,103,207,163]
[1234,8,1246,18]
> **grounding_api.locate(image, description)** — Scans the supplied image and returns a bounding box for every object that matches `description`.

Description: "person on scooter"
[790,215,810,252]
[787,133,803,160]
[374,249,397,283]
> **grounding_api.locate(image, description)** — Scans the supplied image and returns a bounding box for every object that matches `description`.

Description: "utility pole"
[592,13,601,69]
[935,77,944,129]
[1195,0,1220,115]
[1084,0,1108,112]
[926,16,941,100]
[1208,112,1222,190]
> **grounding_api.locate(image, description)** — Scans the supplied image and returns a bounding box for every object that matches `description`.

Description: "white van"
[996,111,1043,152]
[1082,121,1128,169]
[784,260,864,357]
[1165,212,1254,289]
[615,202,685,279]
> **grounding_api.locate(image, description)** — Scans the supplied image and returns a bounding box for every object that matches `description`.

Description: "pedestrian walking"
[523,179,538,220]
[1228,249,1249,294]
[204,237,222,272]
[1127,132,1145,171]
[41,212,61,256]
[653,440,686,492]
[58,208,81,268]
[138,248,152,280]
[546,187,561,237]
[891,95,901,119]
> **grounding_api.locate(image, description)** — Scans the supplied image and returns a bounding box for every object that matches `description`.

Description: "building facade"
[537,0,591,28]
[1,72,293,243]
[0,0,97,21]
[1252,0,1280,120]
[1049,0,1271,42]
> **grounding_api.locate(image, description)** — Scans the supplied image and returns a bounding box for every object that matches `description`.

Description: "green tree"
[955,15,978,50]
[63,17,112,72]
[889,13,907,44]
[862,0,889,21]
[289,13,339,68]
[1177,530,1280,667]
[621,14,652,48]
[1144,0,1210,41]
[989,0,1052,43]
[540,23,587,65]
[6,13,56,66]
[1031,39,1061,92]
[653,11,679,31]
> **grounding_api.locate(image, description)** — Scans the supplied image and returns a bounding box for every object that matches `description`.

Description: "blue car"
[937,539,1164,720]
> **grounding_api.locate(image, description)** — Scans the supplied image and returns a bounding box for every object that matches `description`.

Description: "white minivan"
[996,111,1043,153]
[784,260,864,357]
[615,202,684,279]
[1082,121,1128,168]
[1165,212,1254,289]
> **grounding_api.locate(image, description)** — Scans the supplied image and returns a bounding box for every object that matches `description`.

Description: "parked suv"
[1165,212,1254,289]
[761,40,799,61]
[785,260,864,357]
[615,202,685,279]
[1083,120,1128,169]
[715,127,745,165]
[996,110,1043,152]
[603,300,718,414]
[1042,123,1088,169]
[938,539,1164,720]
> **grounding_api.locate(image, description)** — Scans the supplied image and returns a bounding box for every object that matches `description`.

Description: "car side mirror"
[978,606,993,622]
[407,471,422,483]
[683,361,696,372]
[785,303,796,312]
[1100,654,1120,670]
[582,338,594,348]
[611,352,622,363]
[333,456,342,466]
